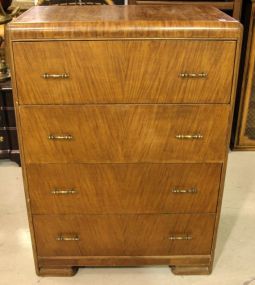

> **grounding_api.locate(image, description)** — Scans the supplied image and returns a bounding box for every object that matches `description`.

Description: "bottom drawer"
[34,214,215,257]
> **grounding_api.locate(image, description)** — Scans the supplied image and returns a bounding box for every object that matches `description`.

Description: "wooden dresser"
[7,5,242,276]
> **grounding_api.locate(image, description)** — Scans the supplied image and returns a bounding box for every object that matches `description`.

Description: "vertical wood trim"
[209,31,242,271]
[6,29,40,275]
[232,0,243,20]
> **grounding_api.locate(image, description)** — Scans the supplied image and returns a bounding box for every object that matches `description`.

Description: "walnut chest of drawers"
[8,5,242,276]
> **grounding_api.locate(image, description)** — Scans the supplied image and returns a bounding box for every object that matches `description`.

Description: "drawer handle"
[42,73,70,79]
[51,189,77,195]
[175,134,203,140]
[0,136,4,142]
[56,235,80,241]
[48,134,73,140]
[169,235,192,241]
[179,72,207,79]
[172,188,197,194]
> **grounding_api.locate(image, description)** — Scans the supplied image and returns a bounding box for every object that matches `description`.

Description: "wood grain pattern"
[7,6,242,40]
[19,105,230,163]
[7,4,242,276]
[27,163,222,214]
[33,214,215,256]
[13,40,236,104]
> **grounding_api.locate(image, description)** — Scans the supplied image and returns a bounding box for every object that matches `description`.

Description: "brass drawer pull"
[0,136,4,142]
[175,134,203,140]
[42,73,69,79]
[169,235,192,241]
[51,189,77,195]
[179,72,207,79]
[172,188,197,194]
[56,235,79,241]
[48,134,73,140]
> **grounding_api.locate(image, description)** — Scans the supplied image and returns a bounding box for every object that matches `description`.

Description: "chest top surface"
[8,5,242,40]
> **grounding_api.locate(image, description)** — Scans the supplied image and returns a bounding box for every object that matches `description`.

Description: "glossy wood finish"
[33,214,215,256]
[27,163,222,214]
[7,6,241,40]
[19,105,229,163]
[7,5,242,277]
[13,40,236,104]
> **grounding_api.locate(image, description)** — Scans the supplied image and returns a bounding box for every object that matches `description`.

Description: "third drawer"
[27,163,222,214]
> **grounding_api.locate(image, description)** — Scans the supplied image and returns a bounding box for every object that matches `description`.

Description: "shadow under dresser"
[7,5,242,276]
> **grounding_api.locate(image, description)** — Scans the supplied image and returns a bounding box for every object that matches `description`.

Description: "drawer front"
[33,214,215,256]
[13,40,236,104]
[27,163,221,214]
[19,105,229,163]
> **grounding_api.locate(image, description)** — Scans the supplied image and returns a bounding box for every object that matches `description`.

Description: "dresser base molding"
[171,265,211,275]
[38,266,78,277]
[37,255,211,276]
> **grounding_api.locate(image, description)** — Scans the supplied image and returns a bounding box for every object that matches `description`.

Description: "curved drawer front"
[13,40,236,104]
[33,214,215,256]
[27,163,221,214]
[19,105,229,163]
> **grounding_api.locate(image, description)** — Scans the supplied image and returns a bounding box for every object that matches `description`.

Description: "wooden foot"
[171,265,211,275]
[38,266,78,277]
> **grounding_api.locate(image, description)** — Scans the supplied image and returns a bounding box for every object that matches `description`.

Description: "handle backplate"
[43,73,69,79]
[172,188,197,194]
[51,189,77,195]
[56,235,79,241]
[48,134,73,141]
[176,134,203,140]
[179,72,207,79]
[169,234,192,241]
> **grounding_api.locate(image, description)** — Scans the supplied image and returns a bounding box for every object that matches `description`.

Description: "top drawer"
[12,40,236,104]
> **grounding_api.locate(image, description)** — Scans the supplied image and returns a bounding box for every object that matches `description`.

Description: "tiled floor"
[0,152,255,285]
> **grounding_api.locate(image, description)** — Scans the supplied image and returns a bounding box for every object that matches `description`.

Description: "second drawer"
[19,104,230,163]
[27,163,221,214]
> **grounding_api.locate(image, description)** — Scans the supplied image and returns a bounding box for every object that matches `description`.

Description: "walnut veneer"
[7,5,242,276]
